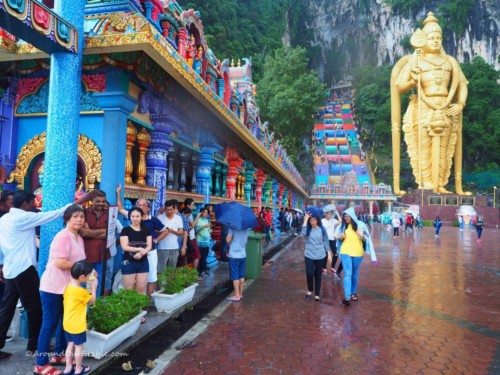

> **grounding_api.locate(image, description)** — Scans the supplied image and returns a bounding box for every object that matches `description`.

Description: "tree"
[256,46,325,182]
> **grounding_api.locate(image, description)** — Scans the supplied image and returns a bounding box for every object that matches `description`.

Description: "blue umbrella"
[305,206,324,218]
[213,202,259,230]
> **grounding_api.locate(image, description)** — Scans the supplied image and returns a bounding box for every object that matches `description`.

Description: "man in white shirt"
[321,208,342,279]
[156,199,184,274]
[0,190,95,360]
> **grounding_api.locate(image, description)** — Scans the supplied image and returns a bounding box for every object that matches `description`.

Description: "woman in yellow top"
[337,207,366,307]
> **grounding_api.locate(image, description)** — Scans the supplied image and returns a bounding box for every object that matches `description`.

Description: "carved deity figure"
[186,35,196,66]
[193,45,204,75]
[391,12,469,195]
[33,162,44,209]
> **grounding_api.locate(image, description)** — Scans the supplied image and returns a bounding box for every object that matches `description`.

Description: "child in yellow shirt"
[62,261,97,375]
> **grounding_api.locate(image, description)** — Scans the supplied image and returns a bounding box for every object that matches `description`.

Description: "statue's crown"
[422,12,442,35]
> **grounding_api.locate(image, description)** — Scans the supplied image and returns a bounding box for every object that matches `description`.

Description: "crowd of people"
[0,186,256,374]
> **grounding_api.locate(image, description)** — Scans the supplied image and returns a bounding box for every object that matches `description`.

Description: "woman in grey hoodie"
[302,211,329,302]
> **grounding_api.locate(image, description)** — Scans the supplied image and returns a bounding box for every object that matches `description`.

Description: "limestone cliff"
[288,0,499,82]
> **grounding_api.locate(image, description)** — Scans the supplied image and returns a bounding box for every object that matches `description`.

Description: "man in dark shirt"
[0,190,13,218]
[79,190,108,297]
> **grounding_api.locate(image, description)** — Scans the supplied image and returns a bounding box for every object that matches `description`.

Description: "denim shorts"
[121,259,149,275]
[65,331,86,345]
[229,257,246,280]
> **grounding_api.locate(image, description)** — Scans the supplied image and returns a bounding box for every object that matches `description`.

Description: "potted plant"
[151,266,199,313]
[84,289,149,359]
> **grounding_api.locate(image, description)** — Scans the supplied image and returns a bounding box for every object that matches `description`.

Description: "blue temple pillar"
[39,0,86,275]
[94,91,137,197]
[216,79,225,99]
[0,80,17,191]
[146,114,174,214]
[197,147,215,204]
[272,178,279,218]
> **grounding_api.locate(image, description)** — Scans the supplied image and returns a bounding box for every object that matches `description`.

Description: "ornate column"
[0,79,17,191]
[263,177,272,206]
[255,168,267,211]
[197,147,216,204]
[39,0,89,275]
[278,183,285,207]
[136,128,151,185]
[226,147,243,200]
[191,154,199,192]
[216,78,225,99]
[272,179,279,218]
[214,163,222,196]
[146,113,174,214]
[368,200,374,218]
[244,160,256,204]
[160,20,170,38]
[282,188,289,208]
[221,164,228,197]
[125,121,137,183]
[177,27,187,57]
[386,201,393,213]
[179,149,189,192]
[166,145,177,190]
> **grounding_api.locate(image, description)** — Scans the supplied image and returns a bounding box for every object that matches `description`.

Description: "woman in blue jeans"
[302,211,329,302]
[336,207,369,307]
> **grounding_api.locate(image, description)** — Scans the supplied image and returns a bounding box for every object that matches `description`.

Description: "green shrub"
[159,266,199,295]
[451,221,459,227]
[87,289,149,334]
[422,220,434,227]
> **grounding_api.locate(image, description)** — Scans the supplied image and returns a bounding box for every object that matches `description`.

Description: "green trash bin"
[245,232,264,279]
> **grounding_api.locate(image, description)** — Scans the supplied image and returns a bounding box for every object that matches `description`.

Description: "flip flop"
[226,297,241,303]
[73,365,91,375]
[175,341,196,350]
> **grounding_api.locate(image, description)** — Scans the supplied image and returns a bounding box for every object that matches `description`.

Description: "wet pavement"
[164,225,500,374]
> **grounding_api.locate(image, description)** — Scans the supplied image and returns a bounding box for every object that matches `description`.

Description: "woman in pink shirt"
[34,205,87,375]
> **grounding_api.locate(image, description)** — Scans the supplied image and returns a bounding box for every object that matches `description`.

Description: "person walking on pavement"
[336,207,372,307]
[475,216,484,244]
[225,227,250,303]
[321,208,342,279]
[195,207,211,278]
[0,190,96,362]
[392,216,401,239]
[302,211,329,302]
[434,216,442,238]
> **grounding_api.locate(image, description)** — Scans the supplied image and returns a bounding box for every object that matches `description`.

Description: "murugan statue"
[391,12,470,195]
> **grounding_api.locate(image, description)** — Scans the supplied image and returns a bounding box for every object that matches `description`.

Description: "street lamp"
[494,186,497,209]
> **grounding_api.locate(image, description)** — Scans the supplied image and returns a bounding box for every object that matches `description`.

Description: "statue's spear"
[410,29,427,200]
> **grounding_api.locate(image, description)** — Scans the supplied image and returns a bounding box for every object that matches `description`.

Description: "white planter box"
[152,283,198,314]
[84,310,147,359]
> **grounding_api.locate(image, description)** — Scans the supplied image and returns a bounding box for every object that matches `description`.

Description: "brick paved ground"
[164,225,500,374]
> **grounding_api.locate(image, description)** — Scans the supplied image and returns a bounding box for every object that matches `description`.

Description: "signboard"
[460,196,475,206]
[445,196,458,206]
[106,206,119,249]
[429,196,443,206]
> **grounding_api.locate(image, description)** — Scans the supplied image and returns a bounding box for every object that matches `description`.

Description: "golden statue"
[391,12,470,195]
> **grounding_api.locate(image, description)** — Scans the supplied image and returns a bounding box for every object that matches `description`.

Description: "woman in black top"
[120,207,152,294]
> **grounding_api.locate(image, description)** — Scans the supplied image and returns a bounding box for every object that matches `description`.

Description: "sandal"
[342,298,351,307]
[351,294,359,301]
[73,366,91,375]
[143,359,156,373]
[33,364,63,375]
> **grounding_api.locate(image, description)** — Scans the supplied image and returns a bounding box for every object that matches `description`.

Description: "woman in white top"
[321,208,342,278]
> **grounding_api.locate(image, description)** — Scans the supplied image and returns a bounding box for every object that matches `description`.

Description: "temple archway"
[7,132,102,192]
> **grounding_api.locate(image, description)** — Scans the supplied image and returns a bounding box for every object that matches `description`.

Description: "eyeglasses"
[136,203,148,207]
